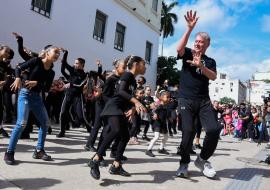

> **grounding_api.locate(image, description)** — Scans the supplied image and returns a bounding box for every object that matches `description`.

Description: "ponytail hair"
[38,45,57,58]
[124,55,144,69]
[112,58,125,68]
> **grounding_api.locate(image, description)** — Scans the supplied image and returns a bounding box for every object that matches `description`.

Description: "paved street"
[1,125,269,190]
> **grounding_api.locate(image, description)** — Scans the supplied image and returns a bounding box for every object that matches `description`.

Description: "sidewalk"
[0,125,269,190]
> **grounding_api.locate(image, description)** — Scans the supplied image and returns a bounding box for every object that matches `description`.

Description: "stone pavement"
[0,125,269,190]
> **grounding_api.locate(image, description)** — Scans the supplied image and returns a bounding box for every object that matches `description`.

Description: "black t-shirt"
[15,57,55,92]
[177,47,216,99]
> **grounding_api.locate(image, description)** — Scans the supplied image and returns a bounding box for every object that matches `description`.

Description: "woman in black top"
[4,46,60,165]
[0,45,12,137]
[89,55,146,180]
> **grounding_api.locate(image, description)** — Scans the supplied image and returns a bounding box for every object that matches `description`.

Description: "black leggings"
[86,101,104,147]
[97,116,130,162]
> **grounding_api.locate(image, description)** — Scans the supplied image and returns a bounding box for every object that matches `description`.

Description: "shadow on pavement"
[99,170,198,187]
[0,177,61,190]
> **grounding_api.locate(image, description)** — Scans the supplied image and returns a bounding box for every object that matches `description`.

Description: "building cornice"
[114,0,161,34]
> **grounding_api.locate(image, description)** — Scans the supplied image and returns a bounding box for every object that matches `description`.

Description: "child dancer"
[145,90,170,157]
[89,55,146,180]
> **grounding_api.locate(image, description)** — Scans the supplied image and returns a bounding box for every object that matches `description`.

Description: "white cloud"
[219,59,270,81]
[165,0,237,33]
[261,15,270,32]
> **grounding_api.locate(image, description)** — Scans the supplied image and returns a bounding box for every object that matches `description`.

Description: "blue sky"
[162,0,270,81]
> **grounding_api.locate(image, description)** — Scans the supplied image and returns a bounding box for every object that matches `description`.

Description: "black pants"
[60,92,89,133]
[168,110,177,135]
[97,116,130,162]
[178,98,220,164]
[0,90,3,125]
[195,117,202,139]
[3,90,13,122]
[86,101,104,147]
[129,114,141,138]
[45,92,64,123]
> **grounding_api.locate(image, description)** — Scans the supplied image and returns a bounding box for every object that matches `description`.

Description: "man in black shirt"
[57,50,90,138]
[175,10,219,179]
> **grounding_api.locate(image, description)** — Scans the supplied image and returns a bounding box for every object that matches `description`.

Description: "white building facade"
[253,72,270,81]
[209,73,247,104]
[0,0,162,88]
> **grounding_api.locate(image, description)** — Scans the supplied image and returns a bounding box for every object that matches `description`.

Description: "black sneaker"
[99,157,108,167]
[56,132,65,138]
[89,159,100,180]
[195,144,203,149]
[84,145,97,152]
[158,148,170,155]
[109,164,131,177]
[32,149,52,161]
[48,127,52,135]
[4,151,15,165]
[145,150,155,157]
[0,128,9,138]
[110,152,128,161]
[142,135,151,141]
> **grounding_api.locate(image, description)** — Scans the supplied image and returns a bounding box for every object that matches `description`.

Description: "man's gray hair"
[195,32,211,43]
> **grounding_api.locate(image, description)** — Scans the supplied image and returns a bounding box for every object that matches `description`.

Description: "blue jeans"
[8,88,49,152]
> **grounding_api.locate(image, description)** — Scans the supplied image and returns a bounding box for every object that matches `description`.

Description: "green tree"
[160,1,178,56]
[219,97,236,105]
[156,56,180,86]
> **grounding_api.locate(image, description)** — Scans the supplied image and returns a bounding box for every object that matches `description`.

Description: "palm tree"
[160,1,178,56]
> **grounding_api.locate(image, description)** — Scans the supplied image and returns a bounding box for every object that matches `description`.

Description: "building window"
[145,41,152,64]
[220,74,226,79]
[114,23,126,51]
[215,87,219,93]
[31,0,52,18]
[93,10,107,43]
[152,0,159,12]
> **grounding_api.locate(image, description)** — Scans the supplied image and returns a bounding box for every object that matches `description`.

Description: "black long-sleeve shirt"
[61,51,87,93]
[112,71,137,111]
[16,36,32,61]
[15,57,55,92]
[102,74,120,103]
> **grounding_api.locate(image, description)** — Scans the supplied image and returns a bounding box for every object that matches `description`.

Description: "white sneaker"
[194,156,216,178]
